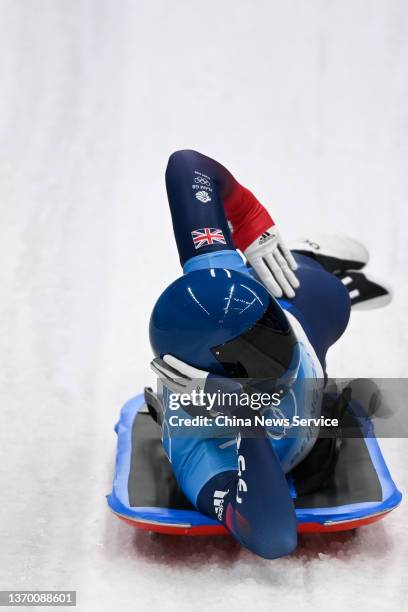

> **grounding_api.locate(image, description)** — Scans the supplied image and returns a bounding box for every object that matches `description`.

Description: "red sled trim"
[112,507,395,536]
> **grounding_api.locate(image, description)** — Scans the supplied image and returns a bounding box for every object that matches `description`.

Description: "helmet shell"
[149,268,270,374]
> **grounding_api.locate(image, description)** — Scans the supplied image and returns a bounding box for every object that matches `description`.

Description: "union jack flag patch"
[191,227,226,250]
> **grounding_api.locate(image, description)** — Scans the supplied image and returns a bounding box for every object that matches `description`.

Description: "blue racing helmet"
[149,268,298,380]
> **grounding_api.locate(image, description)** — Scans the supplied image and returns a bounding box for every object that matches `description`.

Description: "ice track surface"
[0,1,407,611]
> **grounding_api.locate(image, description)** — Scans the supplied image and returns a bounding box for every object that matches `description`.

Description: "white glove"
[150,355,243,414]
[244,226,299,298]
[150,354,209,399]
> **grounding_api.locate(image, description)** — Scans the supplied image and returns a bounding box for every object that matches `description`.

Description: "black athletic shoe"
[335,270,392,310]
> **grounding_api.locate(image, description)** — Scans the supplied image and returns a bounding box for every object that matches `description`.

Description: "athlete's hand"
[244,226,299,298]
[150,354,210,399]
[150,354,243,413]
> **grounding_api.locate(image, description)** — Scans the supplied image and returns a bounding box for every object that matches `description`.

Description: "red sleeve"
[165,149,275,258]
[223,183,275,252]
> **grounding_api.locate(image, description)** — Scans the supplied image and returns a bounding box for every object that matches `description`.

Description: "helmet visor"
[211,299,298,382]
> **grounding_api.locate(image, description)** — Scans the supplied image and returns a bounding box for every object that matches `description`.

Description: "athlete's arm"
[152,354,298,559]
[165,149,299,298]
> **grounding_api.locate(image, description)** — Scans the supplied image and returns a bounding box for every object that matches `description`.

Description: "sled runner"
[107,386,401,536]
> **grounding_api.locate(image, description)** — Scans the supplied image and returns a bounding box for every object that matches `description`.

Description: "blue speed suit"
[158,150,351,559]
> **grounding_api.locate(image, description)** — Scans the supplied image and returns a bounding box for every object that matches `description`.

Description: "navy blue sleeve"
[166,150,275,265]
[194,377,298,559]
[165,150,236,265]
[196,431,298,559]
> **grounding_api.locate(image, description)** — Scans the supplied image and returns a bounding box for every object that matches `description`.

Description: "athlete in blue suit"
[149,150,391,559]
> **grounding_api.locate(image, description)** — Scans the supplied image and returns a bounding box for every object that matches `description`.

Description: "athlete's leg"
[277,253,351,369]
[289,233,392,309]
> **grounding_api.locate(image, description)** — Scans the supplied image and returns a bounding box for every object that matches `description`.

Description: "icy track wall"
[0,1,407,611]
